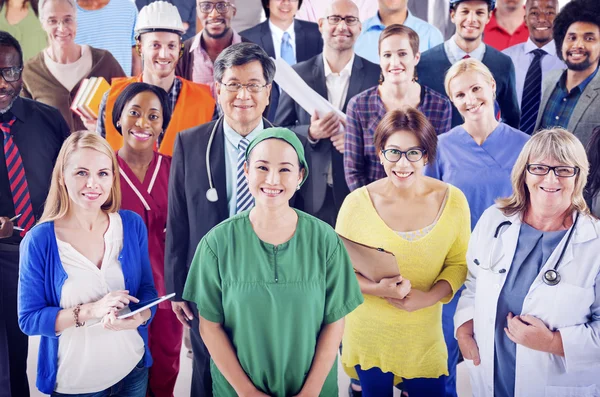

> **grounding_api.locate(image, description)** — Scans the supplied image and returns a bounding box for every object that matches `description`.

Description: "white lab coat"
[455,206,600,397]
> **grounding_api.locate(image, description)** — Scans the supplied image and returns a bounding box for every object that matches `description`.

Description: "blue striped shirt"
[75,0,137,75]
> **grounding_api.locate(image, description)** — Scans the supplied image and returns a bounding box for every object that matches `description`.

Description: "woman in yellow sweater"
[336,108,470,397]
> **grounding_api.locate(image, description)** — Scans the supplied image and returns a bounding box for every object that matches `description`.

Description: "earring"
[296,184,301,191]
[116,121,121,127]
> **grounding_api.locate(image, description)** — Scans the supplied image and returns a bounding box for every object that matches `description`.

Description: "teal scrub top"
[183,209,364,397]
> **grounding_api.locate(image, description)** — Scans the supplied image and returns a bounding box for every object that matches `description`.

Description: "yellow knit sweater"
[335,185,470,381]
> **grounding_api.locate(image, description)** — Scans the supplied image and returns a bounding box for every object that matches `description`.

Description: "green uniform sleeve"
[183,237,224,323]
[324,236,364,324]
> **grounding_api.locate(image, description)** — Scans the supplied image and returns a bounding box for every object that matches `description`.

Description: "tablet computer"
[117,293,176,319]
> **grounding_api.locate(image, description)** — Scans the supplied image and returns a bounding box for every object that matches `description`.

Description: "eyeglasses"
[45,16,76,26]
[526,164,579,178]
[198,1,235,14]
[220,82,269,93]
[326,15,360,26]
[0,66,22,82]
[381,148,426,163]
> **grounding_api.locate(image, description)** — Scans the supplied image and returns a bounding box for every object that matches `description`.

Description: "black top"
[0,97,70,245]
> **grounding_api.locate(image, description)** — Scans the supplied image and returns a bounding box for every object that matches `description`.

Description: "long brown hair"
[0,0,39,16]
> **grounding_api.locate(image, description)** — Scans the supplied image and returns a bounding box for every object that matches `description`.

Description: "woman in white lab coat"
[454,128,600,397]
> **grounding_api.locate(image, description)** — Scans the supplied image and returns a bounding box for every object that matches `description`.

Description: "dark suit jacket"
[164,117,308,300]
[240,19,324,121]
[274,54,380,216]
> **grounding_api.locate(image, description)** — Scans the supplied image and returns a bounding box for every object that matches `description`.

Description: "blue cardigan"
[417,43,521,130]
[18,210,158,394]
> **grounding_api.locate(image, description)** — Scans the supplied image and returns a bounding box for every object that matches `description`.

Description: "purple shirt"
[344,85,452,191]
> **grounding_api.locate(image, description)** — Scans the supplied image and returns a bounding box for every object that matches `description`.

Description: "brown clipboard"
[338,234,400,282]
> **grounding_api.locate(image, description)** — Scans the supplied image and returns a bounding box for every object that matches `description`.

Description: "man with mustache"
[275,0,380,226]
[483,0,529,50]
[0,31,70,397]
[177,0,252,98]
[503,0,565,135]
[535,0,600,146]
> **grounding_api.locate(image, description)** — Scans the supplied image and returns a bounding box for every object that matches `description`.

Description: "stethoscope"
[205,116,274,202]
[474,213,579,286]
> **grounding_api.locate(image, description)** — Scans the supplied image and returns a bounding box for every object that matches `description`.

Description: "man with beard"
[503,0,565,135]
[483,0,529,50]
[417,0,521,130]
[177,0,252,98]
[535,0,600,146]
[0,31,70,397]
[275,0,379,226]
[94,1,215,156]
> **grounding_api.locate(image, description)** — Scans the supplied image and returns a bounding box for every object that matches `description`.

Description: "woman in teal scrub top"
[183,127,363,397]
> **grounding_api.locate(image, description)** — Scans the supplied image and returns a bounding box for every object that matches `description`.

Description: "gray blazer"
[535,68,600,146]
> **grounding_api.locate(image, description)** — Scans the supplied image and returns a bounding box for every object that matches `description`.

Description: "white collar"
[269,19,295,43]
[523,38,557,56]
[324,53,355,78]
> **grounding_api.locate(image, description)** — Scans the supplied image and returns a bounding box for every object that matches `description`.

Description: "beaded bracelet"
[73,304,85,328]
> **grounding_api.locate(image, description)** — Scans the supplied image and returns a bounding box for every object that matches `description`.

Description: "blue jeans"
[355,366,446,397]
[51,359,148,397]
[442,286,464,397]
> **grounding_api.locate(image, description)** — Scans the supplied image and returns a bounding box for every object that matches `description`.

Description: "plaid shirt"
[344,85,452,191]
[540,68,599,130]
[97,77,182,147]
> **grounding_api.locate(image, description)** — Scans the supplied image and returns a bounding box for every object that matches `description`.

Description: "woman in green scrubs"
[183,128,363,397]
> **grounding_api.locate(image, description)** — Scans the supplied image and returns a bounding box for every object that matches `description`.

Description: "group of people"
[1,0,600,397]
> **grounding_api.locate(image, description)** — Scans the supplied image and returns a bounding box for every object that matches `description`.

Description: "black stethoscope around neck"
[474,213,579,286]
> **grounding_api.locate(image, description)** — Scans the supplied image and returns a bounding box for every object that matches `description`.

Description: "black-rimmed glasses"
[221,82,269,93]
[198,1,234,14]
[0,66,22,82]
[326,15,360,26]
[526,164,579,177]
[382,148,426,163]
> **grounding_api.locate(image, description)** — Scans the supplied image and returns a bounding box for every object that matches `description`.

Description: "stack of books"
[70,77,111,119]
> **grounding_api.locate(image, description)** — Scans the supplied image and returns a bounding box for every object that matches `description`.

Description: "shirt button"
[555,116,560,120]
[562,98,567,102]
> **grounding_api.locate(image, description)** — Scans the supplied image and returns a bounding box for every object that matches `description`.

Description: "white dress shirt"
[502,38,566,107]
[269,20,296,61]
[445,35,487,64]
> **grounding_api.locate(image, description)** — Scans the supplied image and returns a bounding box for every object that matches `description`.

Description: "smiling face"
[139,31,181,79]
[497,0,523,12]
[197,0,236,39]
[244,138,304,209]
[0,46,22,113]
[120,91,164,153]
[525,157,576,215]
[562,21,600,72]
[216,60,271,132]
[525,0,557,47]
[64,148,114,212]
[378,130,427,189]
[448,70,496,122]
[268,0,299,26]
[451,1,491,43]
[379,34,419,85]
[41,0,77,48]
[319,0,361,52]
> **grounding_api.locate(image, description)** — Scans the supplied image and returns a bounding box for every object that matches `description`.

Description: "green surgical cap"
[245,127,309,187]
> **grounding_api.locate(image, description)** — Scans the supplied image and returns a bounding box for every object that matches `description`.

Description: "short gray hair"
[214,42,275,84]
[38,0,77,22]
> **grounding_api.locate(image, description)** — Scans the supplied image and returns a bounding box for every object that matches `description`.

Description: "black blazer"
[274,54,380,216]
[240,19,324,121]
[164,117,308,300]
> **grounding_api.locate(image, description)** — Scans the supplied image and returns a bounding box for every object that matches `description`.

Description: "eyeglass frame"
[0,66,23,83]
[44,16,76,26]
[381,148,427,163]
[325,15,360,26]
[219,81,271,93]
[197,1,235,14]
[526,163,579,178]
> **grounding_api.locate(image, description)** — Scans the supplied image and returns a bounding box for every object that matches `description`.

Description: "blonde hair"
[496,128,590,217]
[444,58,496,100]
[40,131,121,223]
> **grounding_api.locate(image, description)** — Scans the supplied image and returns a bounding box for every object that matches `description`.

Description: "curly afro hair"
[553,0,600,61]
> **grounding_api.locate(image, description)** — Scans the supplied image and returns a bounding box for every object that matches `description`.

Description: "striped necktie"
[2,117,35,236]
[520,49,546,135]
[235,138,254,213]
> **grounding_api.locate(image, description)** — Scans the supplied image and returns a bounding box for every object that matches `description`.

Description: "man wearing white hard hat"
[93,1,216,157]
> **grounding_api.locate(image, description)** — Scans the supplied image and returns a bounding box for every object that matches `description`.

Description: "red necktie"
[2,117,35,236]
[462,54,471,59]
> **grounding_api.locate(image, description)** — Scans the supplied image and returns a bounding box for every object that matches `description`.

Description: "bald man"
[275,0,380,226]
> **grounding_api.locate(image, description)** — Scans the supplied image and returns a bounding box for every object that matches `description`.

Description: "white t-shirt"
[44,44,93,92]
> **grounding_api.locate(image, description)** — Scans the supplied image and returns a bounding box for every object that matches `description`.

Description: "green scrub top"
[183,209,364,397]
[0,4,47,62]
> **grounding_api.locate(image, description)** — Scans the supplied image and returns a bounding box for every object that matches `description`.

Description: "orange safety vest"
[105,75,215,156]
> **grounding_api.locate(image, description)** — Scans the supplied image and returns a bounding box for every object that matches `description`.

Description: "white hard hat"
[135,1,185,38]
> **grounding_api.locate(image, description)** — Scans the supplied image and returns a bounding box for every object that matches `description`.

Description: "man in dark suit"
[275,0,379,226]
[165,42,306,397]
[240,0,324,120]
